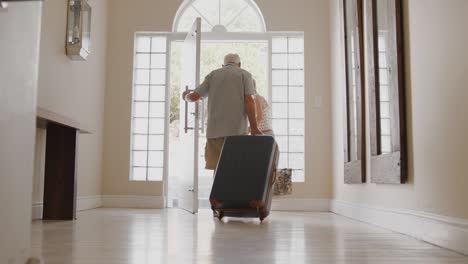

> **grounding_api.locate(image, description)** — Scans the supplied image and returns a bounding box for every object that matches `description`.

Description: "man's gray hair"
[224,53,241,65]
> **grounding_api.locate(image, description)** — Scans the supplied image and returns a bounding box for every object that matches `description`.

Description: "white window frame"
[130,32,172,182]
[270,33,305,182]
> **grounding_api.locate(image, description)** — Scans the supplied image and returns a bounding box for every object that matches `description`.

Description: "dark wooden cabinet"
[37,107,90,220]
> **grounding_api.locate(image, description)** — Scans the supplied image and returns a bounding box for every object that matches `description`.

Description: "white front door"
[171,18,202,214]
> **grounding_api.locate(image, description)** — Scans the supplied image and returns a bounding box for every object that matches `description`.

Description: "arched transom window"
[173,0,266,33]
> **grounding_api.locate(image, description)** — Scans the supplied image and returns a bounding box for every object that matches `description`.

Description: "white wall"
[330,0,468,219]
[32,129,46,219]
[102,0,332,200]
[33,0,109,205]
[0,2,42,263]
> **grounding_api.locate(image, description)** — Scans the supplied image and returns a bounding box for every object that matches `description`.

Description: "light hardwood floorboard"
[31,209,468,264]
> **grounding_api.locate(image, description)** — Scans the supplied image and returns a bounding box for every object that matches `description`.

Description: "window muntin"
[271,36,305,182]
[130,35,168,181]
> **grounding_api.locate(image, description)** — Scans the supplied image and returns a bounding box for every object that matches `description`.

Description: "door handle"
[184,85,189,133]
[184,85,194,133]
[200,100,205,134]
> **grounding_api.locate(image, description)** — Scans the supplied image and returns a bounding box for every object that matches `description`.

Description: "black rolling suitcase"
[209,135,279,221]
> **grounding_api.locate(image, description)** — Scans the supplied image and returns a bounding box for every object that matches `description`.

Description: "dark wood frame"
[366,0,407,183]
[342,0,366,183]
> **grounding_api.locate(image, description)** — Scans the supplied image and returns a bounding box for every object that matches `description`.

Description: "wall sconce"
[0,0,43,9]
[66,0,91,60]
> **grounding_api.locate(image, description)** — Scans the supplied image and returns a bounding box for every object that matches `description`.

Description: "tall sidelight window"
[271,36,305,182]
[130,35,168,181]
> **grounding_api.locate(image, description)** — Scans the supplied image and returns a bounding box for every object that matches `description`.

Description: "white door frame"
[158,31,304,208]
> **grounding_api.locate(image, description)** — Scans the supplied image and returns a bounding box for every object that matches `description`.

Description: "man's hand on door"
[182,91,201,102]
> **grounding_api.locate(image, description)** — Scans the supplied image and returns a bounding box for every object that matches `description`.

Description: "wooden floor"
[31,209,468,264]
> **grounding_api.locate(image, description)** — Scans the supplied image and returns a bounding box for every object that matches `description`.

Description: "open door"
[171,18,201,214]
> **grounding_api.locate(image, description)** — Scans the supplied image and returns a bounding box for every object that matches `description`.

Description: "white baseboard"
[102,195,165,209]
[77,195,102,211]
[272,198,330,212]
[32,202,43,220]
[31,195,102,219]
[33,196,329,213]
[330,199,468,256]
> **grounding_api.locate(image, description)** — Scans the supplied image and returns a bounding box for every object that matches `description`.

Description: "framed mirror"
[367,0,407,183]
[342,0,366,183]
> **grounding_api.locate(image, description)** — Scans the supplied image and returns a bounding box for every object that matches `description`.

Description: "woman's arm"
[255,95,264,121]
[245,95,262,135]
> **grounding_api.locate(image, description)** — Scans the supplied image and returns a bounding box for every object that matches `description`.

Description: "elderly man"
[183,53,262,170]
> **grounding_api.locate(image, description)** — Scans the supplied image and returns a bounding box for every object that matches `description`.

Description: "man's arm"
[245,95,262,135]
[182,72,211,102]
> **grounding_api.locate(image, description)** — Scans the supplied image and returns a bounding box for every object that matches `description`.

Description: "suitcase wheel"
[259,213,266,222]
[217,211,225,221]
